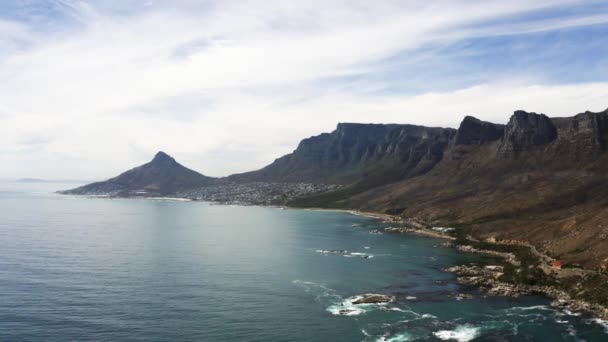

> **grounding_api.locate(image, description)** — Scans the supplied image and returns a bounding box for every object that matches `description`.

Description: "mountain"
[60,151,215,196]
[229,123,455,190]
[291,109,608,269]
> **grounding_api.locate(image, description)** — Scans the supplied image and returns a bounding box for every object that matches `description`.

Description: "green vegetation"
[452,225,608,308]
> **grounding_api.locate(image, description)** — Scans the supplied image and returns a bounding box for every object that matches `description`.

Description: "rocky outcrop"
[351,294,392,304]
[229,123,456,184]
[498,110,558,154]
[551,109,608,155]
[60,151,215,196]
[445,264,608,319]
[453,116,504,146]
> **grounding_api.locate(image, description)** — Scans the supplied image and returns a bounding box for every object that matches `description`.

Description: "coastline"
[306,205,608,321]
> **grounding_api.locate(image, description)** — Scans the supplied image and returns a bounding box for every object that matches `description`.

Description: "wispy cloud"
[0,0,607,179]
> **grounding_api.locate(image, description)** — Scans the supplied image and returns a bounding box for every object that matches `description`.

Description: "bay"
[0,182,606,341]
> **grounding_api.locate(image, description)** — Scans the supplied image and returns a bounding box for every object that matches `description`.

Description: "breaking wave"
[433,325,480,342]
[588,318,608,334]
[326,294,391,316]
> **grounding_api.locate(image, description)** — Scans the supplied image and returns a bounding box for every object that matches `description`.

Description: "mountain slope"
[229,123,455,188]
[293,109,608,268]
[61,151,215,196]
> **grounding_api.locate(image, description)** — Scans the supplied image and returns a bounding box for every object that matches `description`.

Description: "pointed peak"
[461,115,482,124]
[151,151,176,164]
[454,115,504,146]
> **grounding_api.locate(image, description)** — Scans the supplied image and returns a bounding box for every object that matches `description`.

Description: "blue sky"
[1,0,608,179]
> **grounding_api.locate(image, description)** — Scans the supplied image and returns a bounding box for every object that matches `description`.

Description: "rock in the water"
[351,294,392,304]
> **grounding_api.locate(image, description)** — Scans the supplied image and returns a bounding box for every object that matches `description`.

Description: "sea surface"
[1,181,607,341]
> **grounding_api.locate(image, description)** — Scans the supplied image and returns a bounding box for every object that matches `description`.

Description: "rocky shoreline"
[445,264,608,320]
[343,211,608,321]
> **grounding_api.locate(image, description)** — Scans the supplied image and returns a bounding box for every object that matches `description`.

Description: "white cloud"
[0,0,606,179]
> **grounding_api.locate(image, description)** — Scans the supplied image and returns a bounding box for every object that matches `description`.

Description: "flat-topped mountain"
[229,122,455,187]
[60,151,215,196]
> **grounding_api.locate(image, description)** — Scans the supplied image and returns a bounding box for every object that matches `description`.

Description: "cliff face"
[229,123,456,185]
[497,111,558,154]
[551,111,608,155]
[453,116,504,146]
[61,152,215,195]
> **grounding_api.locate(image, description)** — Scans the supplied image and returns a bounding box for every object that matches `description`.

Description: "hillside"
[291,109,608,269]
[229,123,455,191]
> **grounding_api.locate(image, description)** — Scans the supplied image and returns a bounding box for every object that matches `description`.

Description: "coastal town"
[179,182,343,206]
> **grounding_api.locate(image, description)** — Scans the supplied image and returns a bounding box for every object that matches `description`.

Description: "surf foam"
[374,332,414,342]
[433,325,480,342]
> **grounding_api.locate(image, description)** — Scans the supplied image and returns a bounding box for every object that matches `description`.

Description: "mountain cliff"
[229,123,455,188]
[60,151,215,196]
[292,109,608,269]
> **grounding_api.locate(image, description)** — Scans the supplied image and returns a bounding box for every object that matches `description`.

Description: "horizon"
[2,0,608,179]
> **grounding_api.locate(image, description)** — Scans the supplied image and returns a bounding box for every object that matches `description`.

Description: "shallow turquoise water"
[0,182,607,341]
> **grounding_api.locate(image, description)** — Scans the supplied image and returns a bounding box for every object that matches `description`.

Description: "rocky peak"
[151,151,177,165]
[498,111,557,154]
[551,109,608,153]
[453,116,504,146]
[60,151,212,196]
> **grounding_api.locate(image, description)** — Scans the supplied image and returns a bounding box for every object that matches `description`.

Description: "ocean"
[0,182,607,341]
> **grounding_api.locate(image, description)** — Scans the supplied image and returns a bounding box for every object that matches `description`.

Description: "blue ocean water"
[0,182,607,341]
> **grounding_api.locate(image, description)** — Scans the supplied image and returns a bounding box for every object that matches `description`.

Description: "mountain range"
[61,108,608,269]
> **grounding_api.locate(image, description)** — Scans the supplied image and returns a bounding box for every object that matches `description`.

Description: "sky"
[1,0,608,180]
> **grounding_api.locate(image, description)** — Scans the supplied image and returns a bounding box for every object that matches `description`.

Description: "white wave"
[316,249,348,254]
[405,296,417,300]
[589,318,608,334]
[563,309,582,316]
[326,301,368,316]
[327,294,390,316]
[375,332,413,342]
[507,305,553,312]
[364,246,371,249]
[345,252,374,258]
[433,325,480,342]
